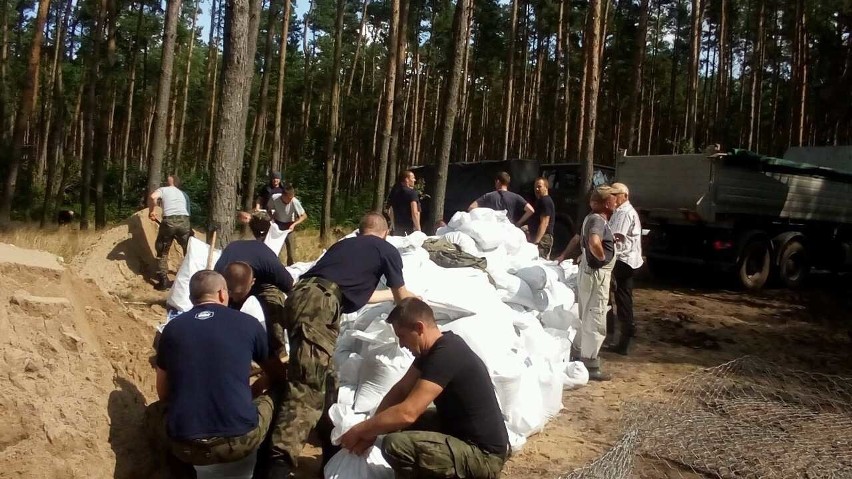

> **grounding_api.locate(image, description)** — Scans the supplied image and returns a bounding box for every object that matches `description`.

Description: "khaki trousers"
[575,254,615,361]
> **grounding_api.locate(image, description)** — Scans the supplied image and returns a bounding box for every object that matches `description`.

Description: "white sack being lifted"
[318,208,588,479]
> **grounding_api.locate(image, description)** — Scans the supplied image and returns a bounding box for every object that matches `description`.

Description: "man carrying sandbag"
[146,270,277,471]
[266,212,415,478]
[556,186,617,381]
[468,171,535,226]
[340,298,509,479]
[148,174,193,291]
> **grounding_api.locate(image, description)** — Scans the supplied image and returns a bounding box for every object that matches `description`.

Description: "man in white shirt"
[270,184,308,266]
[148,175,193,291]
[606,182,643,355]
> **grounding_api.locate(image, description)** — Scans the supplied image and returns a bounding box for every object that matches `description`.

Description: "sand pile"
[71,209,192,298]
[0,243,166,479]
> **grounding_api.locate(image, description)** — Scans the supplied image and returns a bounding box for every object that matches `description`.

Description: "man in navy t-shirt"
[468,171,535,226]
[340,298,508,478]
[387,170,421,236]
[266,212,415,478]
[523,177,556,259]
[146,270,277,466]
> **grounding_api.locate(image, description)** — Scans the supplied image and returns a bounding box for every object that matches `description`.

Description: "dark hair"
[283,183,296,195]
[249,215,271,239]
[386,298,436,329]
[535,177,549,188]
[189,270,225,304]
[398,170,414,184]
[168,174,181,188]
[496,171,511,186]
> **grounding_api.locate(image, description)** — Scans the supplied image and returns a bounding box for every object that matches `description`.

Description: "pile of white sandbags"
[324,209,589,478]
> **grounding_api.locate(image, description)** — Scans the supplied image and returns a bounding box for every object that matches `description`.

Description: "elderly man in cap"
[255,172,285,214]
[556,186,616,380]
[605,182,643,355]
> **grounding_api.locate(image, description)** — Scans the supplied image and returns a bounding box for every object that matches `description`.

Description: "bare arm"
[148,190,162,220]
[290,212,308,230]
[367,288,395,304]
[588,233,606,261]
[557,234,581,263]
[467,201,479,211]
[516,202,535,226]
[534,215,550,244]
[410,201,421,231]
[391,285,415,303]
[156,367,169,401]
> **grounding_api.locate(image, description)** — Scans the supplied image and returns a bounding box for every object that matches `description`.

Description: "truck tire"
[778,240,810,288]
[738,239,771,290]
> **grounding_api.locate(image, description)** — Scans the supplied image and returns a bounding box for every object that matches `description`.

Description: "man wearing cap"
[266,212,416,478]
[605,182,643,355]
[255,172,285,214]
[556,186,616,380]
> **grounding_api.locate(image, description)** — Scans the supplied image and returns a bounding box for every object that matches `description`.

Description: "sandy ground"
[1,224,850,478]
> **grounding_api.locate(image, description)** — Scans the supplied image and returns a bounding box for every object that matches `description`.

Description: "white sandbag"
[353,344,414,414]
[447,211,471,229]
[286,260,317,283]
[502,224,528,256]
[324,437,393,479]
[490,270,537,309]
[504,362,546,437]
[520,323,563,364]
[506,427,527,453]
[263,222,291,256]
[458,219,505,251]
[167,236,221,313]
[514,265,549,291]
[329,403,368,446]
[539,361,565,418]
[539,303,580,331]
[491,355,524,412]
[469,208,497,222]
[563,361,589,390]
[441,231,480,256]
[440,314,519,372]
[239,295,266,330]
[337,385,356,406]
[435,226,451,236]
[338,353,364,386]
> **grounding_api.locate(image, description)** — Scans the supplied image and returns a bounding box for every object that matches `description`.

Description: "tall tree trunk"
[119,1,144,210]
[146,0,182,195]
[346,0,371,96]
[299,0,314,150]
[175,0,200,168]
[372,0,401,210]
[387,0,410,193]
[626,0,650,153]
[746,0,764,151]
[271,0,292,172]
[322,0,344,242]
[0,0,51,224]
[202,0,221,170]
[501,0,519,161]
[428,0,472,231]
[81,0,106,230]
[578,0,602,220]
[243,1,277,211]
[94,0,117,229]
[209,0,262,245]
[560,0,571,159]
[790,0,807,147]
[683,0,703,149]
[0,0,9,142]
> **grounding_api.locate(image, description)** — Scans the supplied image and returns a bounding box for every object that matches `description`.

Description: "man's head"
[358,211,389,238]
[270,171,282,188]
[398,170,415,188]
[589,186,613,214]
[386,298,440,356]
[249,215,271,239]
[188,270,228,306]
[167,175,180,188]
[222,261,255,306]
[609,182,629,207]
[534,177,549,198]
[495,171,511,190]
[281,183,296,203]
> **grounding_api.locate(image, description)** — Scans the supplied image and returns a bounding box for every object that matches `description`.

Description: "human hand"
[237,211,252,224]
[340,425,377,456]
[556,254,566,265]
[288,224,296,231]
[148,211,158,222]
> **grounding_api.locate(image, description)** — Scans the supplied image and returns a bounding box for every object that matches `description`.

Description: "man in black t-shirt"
[387,170,421,236]
[468,171,535,225]
[255,171,285,213]
[340,298,508,479]
[524,177,556,259]
[146,270,277,466]
[266,212,415,478]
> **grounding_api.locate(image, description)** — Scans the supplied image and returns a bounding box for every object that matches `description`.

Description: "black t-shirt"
[214,240,294,294]
[528,195,555,236]
[302,234,404,313]
[413,332,509,455]
[475,190,528,223]
[388,185,420,231]
[157,303,269,440]
[259,185,285,211]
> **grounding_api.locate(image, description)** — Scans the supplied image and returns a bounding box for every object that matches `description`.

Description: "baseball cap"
[270,171,282,180]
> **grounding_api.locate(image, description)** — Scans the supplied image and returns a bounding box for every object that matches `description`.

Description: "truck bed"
[616,151,852,225]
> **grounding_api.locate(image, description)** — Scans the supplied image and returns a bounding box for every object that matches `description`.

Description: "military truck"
[616,149,852,290]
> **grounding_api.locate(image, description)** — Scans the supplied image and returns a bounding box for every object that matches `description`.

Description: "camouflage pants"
[145,394,274,466]
[381,412,506,479]
[256,283,288,354]
[538,233,554,260]
[155,215,192,278]
[268,278,341,467]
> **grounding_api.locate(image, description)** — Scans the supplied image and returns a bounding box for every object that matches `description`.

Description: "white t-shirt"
[156,186,189,217]
[271,196,306,223]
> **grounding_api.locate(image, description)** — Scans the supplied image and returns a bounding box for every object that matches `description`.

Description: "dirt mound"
[71,209,189,299]
[0,243,165,478]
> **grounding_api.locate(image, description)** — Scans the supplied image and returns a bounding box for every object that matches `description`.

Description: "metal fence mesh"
[563,357,852,479]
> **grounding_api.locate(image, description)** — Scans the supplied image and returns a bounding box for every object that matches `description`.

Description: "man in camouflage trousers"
[340,298,509,479]
[148,175,193,290]
[146,270,279,468]
[266,212,414,479]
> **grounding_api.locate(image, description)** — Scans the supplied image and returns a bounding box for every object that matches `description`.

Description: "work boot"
[612,337,631,356]
[155,274,172,291]
[266,460,294,479]
[587,367,612,381]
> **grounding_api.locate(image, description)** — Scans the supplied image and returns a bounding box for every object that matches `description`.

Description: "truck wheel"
[738,239,771,290]
[778,241,810,288]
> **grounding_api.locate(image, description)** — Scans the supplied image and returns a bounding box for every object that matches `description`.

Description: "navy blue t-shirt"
[475,190,528,223]
[157,303,270,440]
[302,234,404,313]
[388,185,420,231]
[214,240,293,294]
[528,195,555,236]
